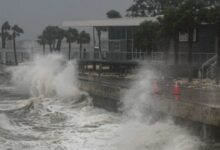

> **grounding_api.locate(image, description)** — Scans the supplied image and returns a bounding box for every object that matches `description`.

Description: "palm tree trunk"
[43,44,45,54]
[80,43,82,59]
[1,29,4,48]
[1,30,6,49]
[68,42,71,60]
[49,44,52,53]
[52,41,55,52]
[3,36,6,49]
[188,30,193,82]
[216,36,220,84]
[174,34,179,65]
[56,39,62,52]
[163,38,170,64]
[13,33,18,65]
[147,44,153,61]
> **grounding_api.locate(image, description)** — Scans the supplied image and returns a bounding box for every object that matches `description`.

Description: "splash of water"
[116,68,202,150]
[121,69,155,120]
[8,54,81,99]
[0,113,15,131]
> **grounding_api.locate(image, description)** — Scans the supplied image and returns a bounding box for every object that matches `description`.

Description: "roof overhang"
[63,17,158,27]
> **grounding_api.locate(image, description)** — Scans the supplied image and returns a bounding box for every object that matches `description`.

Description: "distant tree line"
[37,26,90,60]
[37,10,121,61]
[0,21,23,65]
[126,0,213,17]
[106,10,122,18]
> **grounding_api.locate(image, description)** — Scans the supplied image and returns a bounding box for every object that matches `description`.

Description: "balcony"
[71,51,215,66]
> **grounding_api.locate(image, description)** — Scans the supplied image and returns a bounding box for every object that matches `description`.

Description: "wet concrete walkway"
[79,74,220,108]
[160,87,220,108]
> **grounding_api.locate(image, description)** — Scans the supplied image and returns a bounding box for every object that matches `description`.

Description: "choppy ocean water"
[0,54,219,150]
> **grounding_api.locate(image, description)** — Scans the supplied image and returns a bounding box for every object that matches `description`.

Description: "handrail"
[201,55,217,69]
[199,54,217,79]
[206,61,217,78]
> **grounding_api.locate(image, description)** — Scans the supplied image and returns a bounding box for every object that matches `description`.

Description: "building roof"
[63,17,158,27]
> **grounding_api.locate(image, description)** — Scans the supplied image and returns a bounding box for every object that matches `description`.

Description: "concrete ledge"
[151,97,220,127]
[79,78,121,101]
[79,78,220,127]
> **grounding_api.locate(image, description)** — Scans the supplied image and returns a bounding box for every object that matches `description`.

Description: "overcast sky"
[0,0,133,40]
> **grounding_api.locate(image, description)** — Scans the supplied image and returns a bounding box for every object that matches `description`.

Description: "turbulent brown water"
[0,54,219,150]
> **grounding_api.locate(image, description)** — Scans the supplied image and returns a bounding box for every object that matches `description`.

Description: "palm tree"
[158,7,181,64]
[177,0,206,81]
[42,27,52,52]
[42,26,66,53]
[42,26,57,53]
[78,31,90,59]
[135,20,160,58]
[1,21,11,48]
[54,27,65,52]
[126,0,146,17]
[206,5,220,83]
[65,28,78,60]
[126,0,182,17]
[11,25,24,65]
[106,10,122,18]
[37,35,46,54]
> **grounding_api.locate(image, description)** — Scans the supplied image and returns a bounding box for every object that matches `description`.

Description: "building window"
[109,41,120,51]
[179,29,197,42]
[113,41,120,50]
[179,32,189,42]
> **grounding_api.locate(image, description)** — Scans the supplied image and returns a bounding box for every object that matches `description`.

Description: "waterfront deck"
[73,51,214,66]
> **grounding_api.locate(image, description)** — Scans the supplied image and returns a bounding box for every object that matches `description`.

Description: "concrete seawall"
[80,78,120,111]
[79,77,220,139]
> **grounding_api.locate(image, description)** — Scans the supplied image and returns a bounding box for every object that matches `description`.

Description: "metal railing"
[198,54,217,79]
[166,52,215,65]
[0,47,214,67]
[72,51,146,62]
[206,61,217,79]
[0,49,32,65]
[71,51,215,65]
[68,39,134,53]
